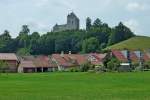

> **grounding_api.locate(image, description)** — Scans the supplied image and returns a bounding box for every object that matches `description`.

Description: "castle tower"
[67,12,80,30]
[53,12,80,32]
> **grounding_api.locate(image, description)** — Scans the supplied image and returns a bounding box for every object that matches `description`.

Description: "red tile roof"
[130,51,138,62]
[52,53,107,67]
[33,56,57,68]
[143,53,150,62]
[88,53,106,65]
[20,56,57,68]
[112,50,128,62]
[112,50,150,62]
[51,54,87,67]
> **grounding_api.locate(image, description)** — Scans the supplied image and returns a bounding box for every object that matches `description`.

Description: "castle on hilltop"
[53,12,80,32]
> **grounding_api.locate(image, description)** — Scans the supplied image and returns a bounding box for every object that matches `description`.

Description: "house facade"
[111,50,150,71]
[51,53,107,71]
[87,53,107,66]
[18,56,57,73]
[0,53,19,72]
[51,54,87,71]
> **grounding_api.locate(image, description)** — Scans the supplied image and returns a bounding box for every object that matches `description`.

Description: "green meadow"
[0,72,150,100]
[106,36,150,50]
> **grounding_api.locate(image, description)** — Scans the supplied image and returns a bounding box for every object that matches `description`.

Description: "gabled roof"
[130,51,138,62]
[87,53,107,65]
[112,50,150,62]
[52,53,107,67]
[68,54,87,65]
[0,53,18,61]
[143,54,150,62]
[19,61,35,68]
[33,56,56,68]
[112,50,128,62]
[51,54,87,67]
[20,55,57,68]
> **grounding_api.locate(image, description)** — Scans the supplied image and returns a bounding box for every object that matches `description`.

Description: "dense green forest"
[0,18,135,55]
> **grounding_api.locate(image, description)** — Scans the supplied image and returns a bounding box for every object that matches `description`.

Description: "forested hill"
[0,18,134,55]
[106,36,150,50]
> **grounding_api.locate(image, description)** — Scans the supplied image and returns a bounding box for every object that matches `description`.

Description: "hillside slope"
[106,36,150,50]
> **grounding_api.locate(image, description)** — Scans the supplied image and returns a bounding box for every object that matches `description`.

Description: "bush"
[132,62,139,69]
[95,66,107,72]
[0,61,9,73]
[106,58,120,71]
[144,61,150,69]
[79,62,93,72]
[68,67,80,72]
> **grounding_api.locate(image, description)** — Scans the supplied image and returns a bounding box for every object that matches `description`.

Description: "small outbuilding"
[0,53,19,72]
[18,56,58,73]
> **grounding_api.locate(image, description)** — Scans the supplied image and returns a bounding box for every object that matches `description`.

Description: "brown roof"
[52,54,75,67]
[67,54,87,65]
[19,61,36,68]
[88,53,107,65]
[51,54,88,67]
[112,50,150,62]
[112,50,128,62]
[33,56,57,68]
[0,53,18,61]
[20,55,57,68]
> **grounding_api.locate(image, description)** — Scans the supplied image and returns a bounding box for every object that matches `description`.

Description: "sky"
[0,0,150,37]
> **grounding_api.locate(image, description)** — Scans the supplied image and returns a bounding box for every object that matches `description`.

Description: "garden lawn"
[0,72,150,100]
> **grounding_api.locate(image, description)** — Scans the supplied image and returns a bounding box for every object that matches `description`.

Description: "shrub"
[0,61,9,73]
[68,67,80,72]
[106,58,120,71]
[144,61,150,69]
[132,62,139,69]
[79,62,92,72]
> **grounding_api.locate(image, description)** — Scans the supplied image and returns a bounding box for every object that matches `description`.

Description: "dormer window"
[88,55,97,62]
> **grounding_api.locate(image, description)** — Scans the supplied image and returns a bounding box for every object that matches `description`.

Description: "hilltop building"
[53,12,80,32]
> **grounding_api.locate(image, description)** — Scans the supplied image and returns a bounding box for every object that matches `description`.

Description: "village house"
[51,52,107,71]
[0,53,19,72]
[111,50,150,71]
[18,56,57,73]
[51,53,87,71]
[87,53,107,66]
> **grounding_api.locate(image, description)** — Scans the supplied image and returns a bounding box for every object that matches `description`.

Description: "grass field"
[0,72,150,100]
[106,36,150,50]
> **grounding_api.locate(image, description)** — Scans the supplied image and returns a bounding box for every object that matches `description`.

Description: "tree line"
[0,18,135,55]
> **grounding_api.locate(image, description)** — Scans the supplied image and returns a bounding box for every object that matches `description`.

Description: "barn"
[0,53,19,72]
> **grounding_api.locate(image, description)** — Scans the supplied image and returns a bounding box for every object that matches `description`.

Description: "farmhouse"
[111,50,150,71]
[51,53,87,71]
[51,53,107,71]
[87,53,107,66]
[18,56,57,73]
[0,53,19,72]
[112,50,150,62]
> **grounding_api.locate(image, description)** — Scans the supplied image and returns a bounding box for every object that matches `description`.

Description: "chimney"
[69,51,71,54]
[60,51,64,57]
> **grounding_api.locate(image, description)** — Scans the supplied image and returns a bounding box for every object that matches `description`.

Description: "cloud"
[35,0,49,7]
[28,21,50,33]
[124,19,141,35]
[0,0,150,37]
[53,0,77,10]
[126,2,149,11]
